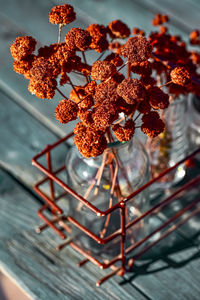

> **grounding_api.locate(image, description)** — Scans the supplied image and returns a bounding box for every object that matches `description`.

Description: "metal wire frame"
[32,132,200,286]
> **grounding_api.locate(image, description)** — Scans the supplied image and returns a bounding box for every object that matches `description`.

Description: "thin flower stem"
[96,51,106,61]
[56,87,68,99]
[118,61,128,72]
[94,151,108,195]
[58,24,63,44]
[81,51,90,84]
[68,77,81,101]
[158,80,173,88]
[127,62,131,79]
[100,158,118,238]
[133,112,141,122]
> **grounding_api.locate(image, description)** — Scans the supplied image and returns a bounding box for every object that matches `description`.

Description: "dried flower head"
[49,4,76,25]
[121,36,152,62]
[30,57,54,81]
[65,28,91,51]
[93,100,118,130]
[132,28,145,36]
[13,54,35,75]
[28,78,57,99]
[170,67,191,86]
[108,20,130,39]
[152,14,169,26]
[10,36,36,61]
[85,81,97,95]
[131,61,152,76]
[104,53,123,67]
[55,99,78,123]
[117,78,146,104]
[112,119,135,141]
[141,111,165,138]
[147,86,169,109]
[74,128,107,158]
[86,24,108,53]
[78,95,94,110]
[91,60,116,81]
[94,80,119,103]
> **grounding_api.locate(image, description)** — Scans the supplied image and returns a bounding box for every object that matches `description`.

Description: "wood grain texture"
[0,169,147,300]
[0,90,68,186]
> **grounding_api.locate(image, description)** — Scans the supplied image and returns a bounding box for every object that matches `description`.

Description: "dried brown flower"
[13,54,35,75]
[93,100,118,130]
[91,60,116,81]
[147,86,169,109]
[10,36,36,61]
[30,57,54,81]
[132,28,145,36]
[141,111,165,138]
[112,119,135,141]
[108,20,130,39]
[65,28,91,51]
[55,99,78,123]
[94,80,119,103]
[85,81,97,95]
[131,61,152,76]
[121,36,152,63]
[78,95,94,110]
[28,78,57,99]
[117,78,146,104]
[49,4,76,25]
[152,14,169,26]
[86,24,108,52]
[170,67,191,86]
[105,53,123,67]
[74,128,107,158]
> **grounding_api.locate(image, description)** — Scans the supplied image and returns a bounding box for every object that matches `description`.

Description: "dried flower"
[117,78,146,104]
[152,14,169,26]
[121,36,152,63]
[10,36,36,61]
[13,54,35,75]
[65,28,91,51]
[131,61,152,76]
[93,100,118,130]
[104,53,123,67]
[86,24,108,52]
[28,78,57,99]
[112,119,135,141]
[94,80,119,103]
[30,57,54,81]
[147,86,169,109]
[74,128,107,158]
[108,20,130,39]
[141,111,165,138]
[55,99,78,123]
[132,27,145,36]
[170,67,191,86]
[91,60,116,81]
[49,4,76,25]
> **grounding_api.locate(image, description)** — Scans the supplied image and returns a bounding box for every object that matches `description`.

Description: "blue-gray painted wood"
[0,169,148,300]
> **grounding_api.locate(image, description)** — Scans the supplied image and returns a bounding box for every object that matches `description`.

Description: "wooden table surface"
[1,0,200,299]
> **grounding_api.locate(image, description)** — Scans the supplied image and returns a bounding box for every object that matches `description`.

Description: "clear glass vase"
[188,94,200,159]
[147,94,189,194]
[66,137,149,259]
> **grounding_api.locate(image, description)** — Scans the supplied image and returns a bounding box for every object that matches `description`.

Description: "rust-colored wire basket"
[32,132,200,286]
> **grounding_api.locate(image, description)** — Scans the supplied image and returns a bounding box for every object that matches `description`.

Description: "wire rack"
[32,132,200,286]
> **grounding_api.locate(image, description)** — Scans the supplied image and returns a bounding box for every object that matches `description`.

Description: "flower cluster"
[10,4,195,157]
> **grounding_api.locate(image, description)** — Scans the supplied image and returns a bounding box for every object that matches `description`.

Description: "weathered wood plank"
[0,90,68,186]
[0,169,147,300]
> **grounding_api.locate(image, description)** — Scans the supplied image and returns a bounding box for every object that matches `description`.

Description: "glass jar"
[66,137,149,259]
[188,94,200,158]
[147,94,189,194]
